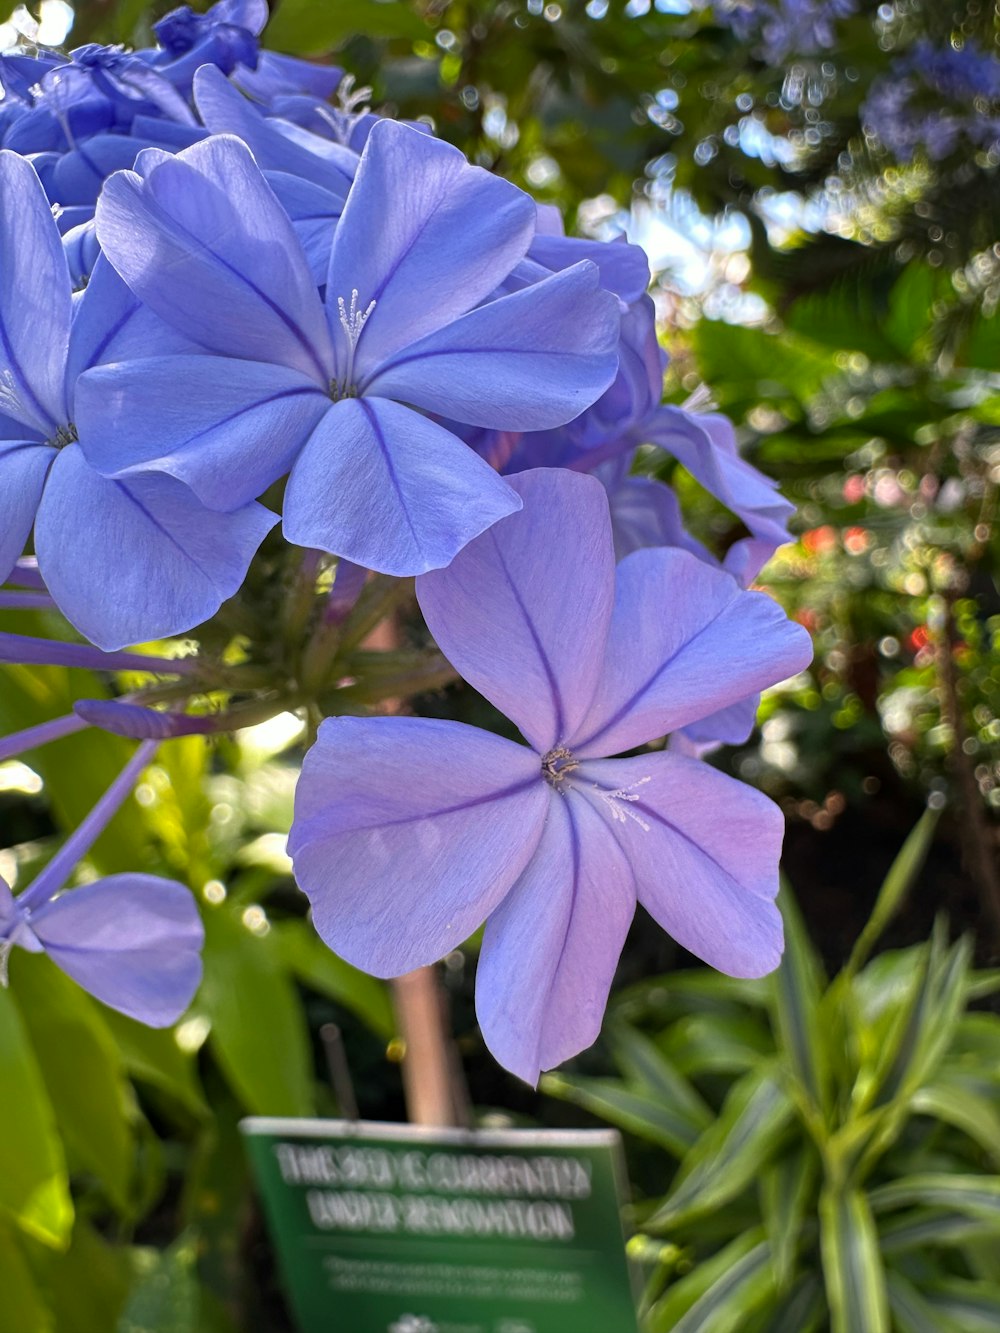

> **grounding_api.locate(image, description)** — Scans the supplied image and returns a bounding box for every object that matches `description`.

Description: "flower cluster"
[862,38,1000,163]
[0,3,810,1080]
[711,0,856,62]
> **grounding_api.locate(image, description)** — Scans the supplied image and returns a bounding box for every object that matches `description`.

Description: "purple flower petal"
[283,397,521,574]
[193,65,357,197]
[570,547,812,758]
[417,469,615,753]
[476,791,635,1085]
[96,134,334,380]
[364,261,621,430]
[0,442,55,582]
[66,254,199,388]
[327,120,536,377]
[0,151,72,433]
[527,231,650,305]
[597,457,713,563]
[34,444,277,650]
[645,406,794,551]
[29,874,204,1026]
[75,355,329,510]
[577,752,784,977]
[290,716,549,976]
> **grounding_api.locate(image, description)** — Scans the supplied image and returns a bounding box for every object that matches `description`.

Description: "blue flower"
[0,151,276,650]
[0,742,203,1027]
[290,469,812,1083]
[79,124,621,575]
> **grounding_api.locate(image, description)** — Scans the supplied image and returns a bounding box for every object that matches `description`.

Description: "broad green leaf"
[647,1067,794,1231]
[870,1174,1000,1224]
[770,882,828,1111]
[100,1010,209,1123]
[759,1145,817,1290]
[0,983,73,1247]
[266,0,428,52]
[608,1022,713,1128]
[888,1273,965,1333]
[273,920,395,1040]
[819,1187,889,1333]
[38,1219,131,1333]
[646,1229,764,1332]
[118,1235,199,1333]
[197,903,315,1116]
[0,1219,53,1332]
[12,953,135,1213]
[691,320,835,413]
[884,264,947,361]
[845,809,940,977]
[540,1074,705,1156]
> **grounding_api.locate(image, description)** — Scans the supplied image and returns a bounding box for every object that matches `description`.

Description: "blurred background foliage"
[0,0,998,1329]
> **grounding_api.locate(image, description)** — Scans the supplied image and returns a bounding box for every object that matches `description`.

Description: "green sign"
[242,1117,639,1333]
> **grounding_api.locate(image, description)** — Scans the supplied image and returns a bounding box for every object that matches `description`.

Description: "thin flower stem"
[0,591,56,611]
[0,633,203,676]
[0,712,90,763]
[19,739,159,912]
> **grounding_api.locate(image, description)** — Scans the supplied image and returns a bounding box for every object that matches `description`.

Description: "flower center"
[331,288,376,400]
[51,422,78,449]
[541,746,579,787]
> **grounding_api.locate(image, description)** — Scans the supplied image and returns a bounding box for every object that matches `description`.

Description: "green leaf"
[540,1074,705,1156]
[660,1010,774,1077]
[819,1187,889,1333]
[118,1235,199,1333]
[0,1218,53,1332]
[691,320,836,413]
[770,882,828,1111]
[669,1240,774,1333]
[274,921,395,1040]
[759,1145,817,1290]
[870,1174,1000,1224]
[100,1010,209,1123]
[0,984,73,1248]
[883,264,947,360]
[758,1274,825,1333]
[0,661,151,875]
[888,1273,965,1333]
[266,0,428,52]
[870,928,971,1111]
[197,904,315,1116]
[608,1022,713,1128]
[39,1219,131,1333]
[846,808,940,977]
[924,1280,1000,1332]
[12,954,135,1213]
[646,1067,794,1231]
[646,1230,764,1332]
[880,1207,999,1256]
[909,1080,1000,1167]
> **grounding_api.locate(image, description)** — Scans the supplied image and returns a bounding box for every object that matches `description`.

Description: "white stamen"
[336,289,376,393]
[595,776,652,832]
[0,940,11,988]
[681,382,716,415]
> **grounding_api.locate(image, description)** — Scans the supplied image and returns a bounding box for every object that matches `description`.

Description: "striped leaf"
[819,1186,889,1333]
